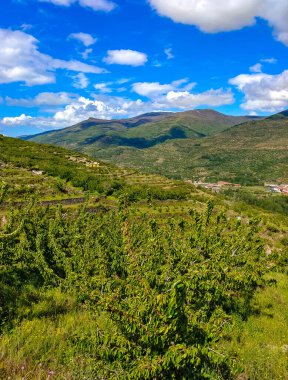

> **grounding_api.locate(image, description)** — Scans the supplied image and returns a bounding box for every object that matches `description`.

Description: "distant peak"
[137,112,173,117]
[86,117,109,122]
[277,110,288,117]
[267,109,288,120]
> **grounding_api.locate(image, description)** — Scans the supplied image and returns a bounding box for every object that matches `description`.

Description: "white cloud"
[0,96,150,130]
[53,59,104,74]
[161,89,234,109]
[261,57,278,64]
[72,73,90,89]
[230,69,288,112]
[93,79,132,93]
[81,48,93,59]
[69,32,97,46]
[164,48,174,60]
[229,73,269,90]
[132,80,233,110]
[116,78,131,85]
[94,82,113,93]
[79,0,115,11]
[39,0,73,5]
[0,29,106,86]
[132,79,197,98]
[148,0,288,46]
[6,92,77,107]
[0,114,66,131]
[20,24,33,31]
[250,63,263,73]
[1,86,234,131]
[132,82,174,97]
[53,96,146,123]
[2,114,33,126]
[104,49,148,66]
[39,0,116,12]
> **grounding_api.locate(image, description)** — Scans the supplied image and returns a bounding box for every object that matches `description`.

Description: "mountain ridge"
[21,108,288,185]
[22,108,261,141]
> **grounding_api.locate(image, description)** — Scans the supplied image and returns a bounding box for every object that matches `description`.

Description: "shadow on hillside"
[80,127,205,149]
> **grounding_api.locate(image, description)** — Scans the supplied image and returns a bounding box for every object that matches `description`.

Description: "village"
[265,183,288,195]
[191,180,242,193]
[190,180,288,196]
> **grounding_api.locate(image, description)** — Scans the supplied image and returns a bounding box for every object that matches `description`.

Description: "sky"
[0,0,288,137]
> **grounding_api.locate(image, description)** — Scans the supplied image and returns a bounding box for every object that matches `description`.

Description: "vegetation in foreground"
[1,136,288,379]
[1,191,282,379]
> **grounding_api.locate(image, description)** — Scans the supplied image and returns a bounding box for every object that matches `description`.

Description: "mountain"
[22,109,264,178]
[23,108,288,185]
[112,109,287,185]
[23,109,257,149]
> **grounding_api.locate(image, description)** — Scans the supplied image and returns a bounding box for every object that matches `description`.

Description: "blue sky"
[0,0,288,136]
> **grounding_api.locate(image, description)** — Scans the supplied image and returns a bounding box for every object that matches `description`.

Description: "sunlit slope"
[24,109,256,151]
[83,110,288,185]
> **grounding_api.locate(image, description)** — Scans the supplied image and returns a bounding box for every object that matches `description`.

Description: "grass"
[224,273,288,380]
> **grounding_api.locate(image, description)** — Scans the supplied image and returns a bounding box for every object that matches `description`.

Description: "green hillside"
[24,110,260,182]
[110,111,288,185]
[1,134,288,379]
[25,109,255,147]
[25,109,287,185]
[0,134,195,205]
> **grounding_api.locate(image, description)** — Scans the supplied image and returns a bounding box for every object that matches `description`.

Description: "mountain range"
[23,109,288,185]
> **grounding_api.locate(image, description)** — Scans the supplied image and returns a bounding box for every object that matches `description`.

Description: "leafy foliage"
[0,191,276,379]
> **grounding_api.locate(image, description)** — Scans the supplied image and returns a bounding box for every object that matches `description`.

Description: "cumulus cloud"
[53,96,149,123]
[1,85,234,131]
[131,80,233,110]
[148,0,288,45]
[160,89,234,109]
[2,114,33,126]
[0,28,105,86]
[0,96,146,131]
[69,32,97,46]
[104,49,148,66]
[230,69,288,112]
[39,0,116,12]
[0,114,67,131]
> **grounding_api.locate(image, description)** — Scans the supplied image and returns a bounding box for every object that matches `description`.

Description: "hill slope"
[23,109,257,151]
[0,134,192,202]
[106,110,288,184]
[23,109,288,184]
